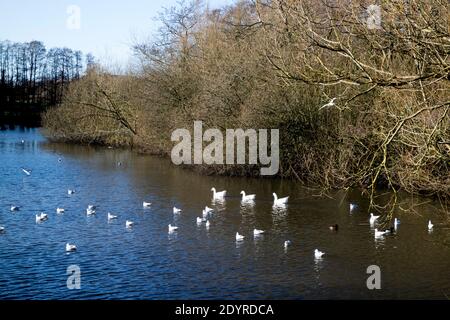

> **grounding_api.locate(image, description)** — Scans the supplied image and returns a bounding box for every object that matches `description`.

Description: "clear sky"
[0,0,234,67]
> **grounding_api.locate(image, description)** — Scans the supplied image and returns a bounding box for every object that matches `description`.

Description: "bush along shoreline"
[43,0,449,212]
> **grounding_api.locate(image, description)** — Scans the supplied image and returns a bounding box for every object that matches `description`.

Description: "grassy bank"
[43,0,449,211]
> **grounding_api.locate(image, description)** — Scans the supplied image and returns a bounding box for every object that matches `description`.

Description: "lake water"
[0,126,449,299]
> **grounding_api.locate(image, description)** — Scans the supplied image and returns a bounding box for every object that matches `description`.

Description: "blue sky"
[0,0,233,67]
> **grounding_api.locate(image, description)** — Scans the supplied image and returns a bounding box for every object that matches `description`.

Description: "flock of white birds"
[1,154,436,261]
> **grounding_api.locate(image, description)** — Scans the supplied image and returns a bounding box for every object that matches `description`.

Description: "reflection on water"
[374,236,386,250]
[0,127,449,299]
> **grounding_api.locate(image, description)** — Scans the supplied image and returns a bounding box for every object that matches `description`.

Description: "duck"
[66,243,77,252]
[329,224,339,231]
[240,191,256,202]
[235,232,244,241]
[126,220,134,228]
[314,249,325,259]
[21,168,31,176]
[196,217,203,224]
[108,212,118,220]
[86,208,96,215]
[67,189,75,195]
[211,187,226,200]
[369,213,380,224]
[10,205,20,212]
[253,229,264,236]
[143,201,152,208]
[273,193,288,206]
[284,240,292,248]
[202,209,209,218]
[56,208,65,214]
[168,224,178,232]
[349,203,357,212]
[394,218,400,230]
[0,226,5,233]
[374,228,388,238]
[428,220,433,231]
[35,213,48,223]
[173,207,182,214]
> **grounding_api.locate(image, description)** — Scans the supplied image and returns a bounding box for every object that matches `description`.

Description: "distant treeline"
[0,40,91,123]
[44,0,449,209]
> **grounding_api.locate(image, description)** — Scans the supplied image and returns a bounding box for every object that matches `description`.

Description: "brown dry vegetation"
[43,0,449,212]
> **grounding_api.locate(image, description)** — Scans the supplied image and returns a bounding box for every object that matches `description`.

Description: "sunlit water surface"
[0,127,449,299]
